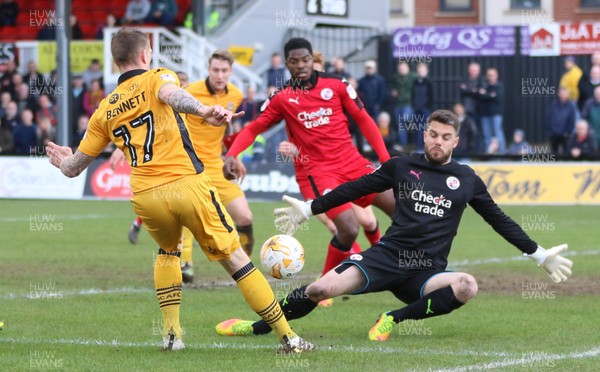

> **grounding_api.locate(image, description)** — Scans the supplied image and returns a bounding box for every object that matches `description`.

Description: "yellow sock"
[179,228,194,266]
[233,262,295,340]
[154,252,183,338]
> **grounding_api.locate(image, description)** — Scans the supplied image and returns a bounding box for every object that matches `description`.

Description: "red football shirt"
[227,71,389,174]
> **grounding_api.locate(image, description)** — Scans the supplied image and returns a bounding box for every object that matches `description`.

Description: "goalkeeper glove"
[526,244,573,283]
[274,195,313,235]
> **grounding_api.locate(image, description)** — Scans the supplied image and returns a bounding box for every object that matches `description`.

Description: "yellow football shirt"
[185,78,243,170]
[78,68,204,193]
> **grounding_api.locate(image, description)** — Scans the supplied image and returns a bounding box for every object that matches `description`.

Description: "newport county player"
[47,28,314,353]
[216,110,573,341]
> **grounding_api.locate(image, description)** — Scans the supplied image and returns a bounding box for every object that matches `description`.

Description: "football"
[259,234,305,279]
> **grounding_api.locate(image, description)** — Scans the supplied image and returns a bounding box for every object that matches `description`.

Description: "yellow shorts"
[204,166,244,207]
[131,173,241,261]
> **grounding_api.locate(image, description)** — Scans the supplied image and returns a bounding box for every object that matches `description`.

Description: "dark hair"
[111,28,149,67]
[427,109,460,133]
[284,38,313,60]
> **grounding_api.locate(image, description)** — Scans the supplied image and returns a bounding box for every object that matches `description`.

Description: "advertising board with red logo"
[83,158,133,199]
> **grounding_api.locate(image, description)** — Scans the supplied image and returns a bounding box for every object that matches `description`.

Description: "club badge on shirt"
[446,176,460,190]
[320,88,333,100]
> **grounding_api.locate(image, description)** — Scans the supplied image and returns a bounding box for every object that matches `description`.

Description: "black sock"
[252,285,317,335]
[388,286,464,323]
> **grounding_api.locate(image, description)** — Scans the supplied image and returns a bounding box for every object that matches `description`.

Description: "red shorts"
[295,157,377,220]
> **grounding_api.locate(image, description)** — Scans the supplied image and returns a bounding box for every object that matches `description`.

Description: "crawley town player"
[223,38,396,279]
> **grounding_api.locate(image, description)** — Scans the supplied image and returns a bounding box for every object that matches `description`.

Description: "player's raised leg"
[181,174,314,352]
[369,272,476,341]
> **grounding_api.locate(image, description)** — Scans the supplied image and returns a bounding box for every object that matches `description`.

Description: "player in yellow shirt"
[178,49,254,282]
[46,28,314,353]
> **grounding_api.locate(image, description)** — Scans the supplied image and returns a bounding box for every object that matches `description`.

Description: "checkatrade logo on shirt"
[297,108,333,128]
[410,189,452,217]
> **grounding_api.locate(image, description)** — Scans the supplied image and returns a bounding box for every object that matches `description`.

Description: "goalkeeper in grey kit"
[216,109,573,341]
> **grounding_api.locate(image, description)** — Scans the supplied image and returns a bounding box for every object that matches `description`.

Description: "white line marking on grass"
[448,249,600,268]
[435,346,600,371]
[0,287,153,300]
[0,337,516,357]
[0,214,114,222]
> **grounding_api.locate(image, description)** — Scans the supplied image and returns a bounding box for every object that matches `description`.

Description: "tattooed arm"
[46,142,95,178]
[158,83,244,126]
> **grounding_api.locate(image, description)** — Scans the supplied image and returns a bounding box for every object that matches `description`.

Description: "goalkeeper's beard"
[424,145,452,165]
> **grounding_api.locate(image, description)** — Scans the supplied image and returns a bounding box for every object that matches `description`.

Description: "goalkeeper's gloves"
[274,195,313,235]
[526,244,573,283]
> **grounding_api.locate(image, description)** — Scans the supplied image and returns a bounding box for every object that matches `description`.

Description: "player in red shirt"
[223,38,395,276]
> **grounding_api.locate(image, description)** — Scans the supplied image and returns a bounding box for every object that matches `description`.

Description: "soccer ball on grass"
[259,234,304,279]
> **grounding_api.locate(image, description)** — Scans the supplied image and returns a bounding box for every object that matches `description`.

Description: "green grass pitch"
[0,199,598,371]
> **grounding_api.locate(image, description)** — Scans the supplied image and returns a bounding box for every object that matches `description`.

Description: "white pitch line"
[0,337,516,357]
[0,214,114,222]
[435,346,600,371]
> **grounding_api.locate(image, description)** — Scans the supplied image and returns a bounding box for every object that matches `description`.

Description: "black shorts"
[339,244,448,304]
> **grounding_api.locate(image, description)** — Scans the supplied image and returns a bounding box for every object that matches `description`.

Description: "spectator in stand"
[459,62,484,151]
[412,62,434,151]
[577,65,600,111]
[506,129,531,155]
[0,122,13,154]
[81,59,103,89]
[123,0,151,25]
[559,56,583,103]
[330,57,351,79]
[376,111,396,155]
[15,82,39,116]
[72,114,88,148]
[9,72,23,100]
[37,94,57,127]
[266,52,287,89]
[479,67,506,154]
[581,85,600,149]
[547,86,576,156]
[145,0,178,27]
[390,61,415,149]
[487,137,500,155]
[12,109,37,154]
[1,59,17,81]
[83,79,104,117]
[24,61,46,98]
[452,102,479,157]
[71,75,86,134]
[96,13,119,40]
[37,115,55,151]
[1,100,18,130]
[0,74,12,97]
[237,85,260,123]
[567,119,597,160]
[0,91,12,119]
[358,60,387,122]
[0,0,19,26]
[70,15,83,40]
